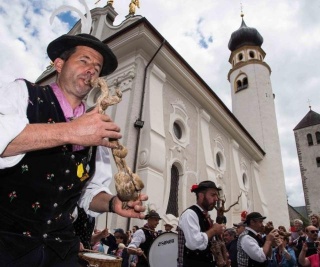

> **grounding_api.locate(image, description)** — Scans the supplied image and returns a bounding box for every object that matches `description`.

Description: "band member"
[177,180,225,267]
[0,33,147,266]
[127,210,161,267]
[237,212,279,267]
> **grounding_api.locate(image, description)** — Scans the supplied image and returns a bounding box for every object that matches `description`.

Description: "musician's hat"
[47,33,118,76]
[244,212,266,224]
[145,210,161,220]
[191,180,221,193]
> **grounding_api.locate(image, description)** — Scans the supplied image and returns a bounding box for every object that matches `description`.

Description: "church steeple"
[227,14,289,225]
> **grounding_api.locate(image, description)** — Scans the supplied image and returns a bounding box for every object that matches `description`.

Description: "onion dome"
[228,17,263,52]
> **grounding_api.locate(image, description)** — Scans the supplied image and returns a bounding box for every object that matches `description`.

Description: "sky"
[1,0,319,207]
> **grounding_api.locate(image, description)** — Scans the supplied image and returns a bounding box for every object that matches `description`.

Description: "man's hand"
[114,194,148,219]
[207,223,226,239]
[68,107,122,148]
[266,228,279,242]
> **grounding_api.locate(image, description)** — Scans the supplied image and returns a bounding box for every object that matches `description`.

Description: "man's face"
[223,230,235,244]
[148,218,160,229]
[56,46,103,103]
[164,225,173,232]
[236,225,245,235]
[200,188,219,211]
[114,232,124,244]
[250,219,264,233]
[306,226,319,241]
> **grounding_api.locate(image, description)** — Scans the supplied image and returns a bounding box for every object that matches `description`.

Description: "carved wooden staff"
[91,78,144,208]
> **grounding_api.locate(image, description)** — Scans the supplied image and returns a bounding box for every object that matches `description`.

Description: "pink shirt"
[50,82,85,151]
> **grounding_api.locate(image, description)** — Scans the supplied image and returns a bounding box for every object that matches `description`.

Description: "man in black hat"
[127,210,161,267]
[0,33,147,266]
[177,180,225,267]
[237,211,279,267]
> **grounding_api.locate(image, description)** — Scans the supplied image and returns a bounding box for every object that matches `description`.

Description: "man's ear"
[53,58,64,74]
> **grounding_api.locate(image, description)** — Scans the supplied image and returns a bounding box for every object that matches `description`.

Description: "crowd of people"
[75,180,320,267]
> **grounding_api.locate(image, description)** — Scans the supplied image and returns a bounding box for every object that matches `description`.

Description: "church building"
[37,2,289,229]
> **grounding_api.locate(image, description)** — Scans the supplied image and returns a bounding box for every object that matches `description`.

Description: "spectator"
[233,221,246,237]
[310,214,320,238]
[290,218,306,266]
[269,231,297,267]
[224,228,238,267]
[164,223,174,232]
[298,241,320,267]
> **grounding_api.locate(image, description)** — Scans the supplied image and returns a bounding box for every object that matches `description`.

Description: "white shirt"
[128,228,146,248]
[178,204,209,250]
[240,227,267,262]
[0,79,112,217]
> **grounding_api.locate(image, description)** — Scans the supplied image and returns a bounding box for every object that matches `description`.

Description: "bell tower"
[227,14,289,222]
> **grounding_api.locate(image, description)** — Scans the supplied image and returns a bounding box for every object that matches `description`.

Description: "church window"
[316,131,320,144]
[317,157,320,168]
[307,133,313,146]
[237,80,242,89]
[238,53,243,61]
[216,153,221,168]
[242,173,248,189]
[236,76,248,92]
[242,77,248,88]
[249,51,255,58]
[166,165,179,217]
[173,121,182,140]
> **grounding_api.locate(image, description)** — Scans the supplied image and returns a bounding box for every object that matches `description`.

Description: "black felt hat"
[47,33,118,76]
[244,212,266,223]
[191,180,221,193]
[145,210,161,220]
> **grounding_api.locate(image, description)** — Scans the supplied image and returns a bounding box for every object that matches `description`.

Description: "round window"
[249,51,255,58]
[242,173,248,189]
[216,153,221,168]
[238,53,243,61]
[173,122,182,140]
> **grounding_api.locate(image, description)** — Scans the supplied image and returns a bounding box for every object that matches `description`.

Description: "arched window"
[237,80,242,90]
[238,53,243,61]
[236,76,248,92]
[166,165,179,217]
[242,77,248,88]
[307,134,313,146]
[316,132,320,144]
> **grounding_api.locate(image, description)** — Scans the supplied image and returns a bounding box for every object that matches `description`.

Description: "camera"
[306,242,318,249]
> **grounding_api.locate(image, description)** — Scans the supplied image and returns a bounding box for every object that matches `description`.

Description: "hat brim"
[244,216,266,223]
[47,34,118,76]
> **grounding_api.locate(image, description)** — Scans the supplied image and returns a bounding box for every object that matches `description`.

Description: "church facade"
[37,4,289,229]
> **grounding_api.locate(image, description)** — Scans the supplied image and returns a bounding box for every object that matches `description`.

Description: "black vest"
[137,227,159,267]
[0,80,97,259]
[182,205,213,266]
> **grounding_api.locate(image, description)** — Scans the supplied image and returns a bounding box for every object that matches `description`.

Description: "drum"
[79,252,122,267]
[148,232,178,267]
